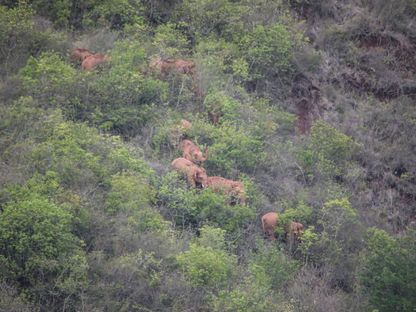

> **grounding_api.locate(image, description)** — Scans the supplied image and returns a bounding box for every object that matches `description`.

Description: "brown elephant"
[71,48,93,63]
[149,56,203,98]
[288,221,304,239]
[180,119,192,131]
[261,212,279,241]
[261,212,304,241]
[179,139,208,164]
[206,176,246,205]
[81,54,108,71]
[149,56,196,76]
[171,157,208,188]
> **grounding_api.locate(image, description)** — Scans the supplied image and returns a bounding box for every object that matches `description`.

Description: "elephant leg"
[186,171,196,188]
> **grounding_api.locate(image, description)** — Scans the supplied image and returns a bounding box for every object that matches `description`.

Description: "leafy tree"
[177,226,236,288]
[157,172,254,233]
[360,228,416,312]
[0,5,67,76]
[212,244,298,312]
[303,198,364,290]
[152,22,191,58]
[239,23,294,80]
[83,0,145,29]
[300,120,358,180]
[105,171,155,214]
[179,0,246,39]
[0,192,87,308]
[19,52,76,105]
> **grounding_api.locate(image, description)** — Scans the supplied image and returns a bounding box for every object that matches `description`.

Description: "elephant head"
[71,48,93,63]
[289,221,304,239]
[180,139,208,164]
[193,166,208,188]
[171,157,207,188]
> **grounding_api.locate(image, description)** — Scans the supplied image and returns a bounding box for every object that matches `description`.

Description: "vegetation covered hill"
[0,0,415,311]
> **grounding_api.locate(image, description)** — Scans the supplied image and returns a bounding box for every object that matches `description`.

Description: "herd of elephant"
[71,48,304,242]
[171,119,246,206]
[171,120,305,242]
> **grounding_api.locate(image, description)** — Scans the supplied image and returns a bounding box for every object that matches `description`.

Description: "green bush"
[19,52,76,104]
[81,40,167,134]
[179,0,246,39]
[0,5,68,76]
[239,23,294,80]
[177,226,236,288]
[105,171,155,214]
[157,172,255,232]
[302,198,363,289]
[212,243,298,312]
[153,22,191,58]
[0,192,87,307]
[249,244,299,290]
[83,0,145,29]
[360,228,416,312]
[203,90,241,124]
[300,120,358,180]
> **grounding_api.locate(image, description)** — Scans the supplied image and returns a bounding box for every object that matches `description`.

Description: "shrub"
[157,172,255,233]
[239,23,294,80]
[0,5,68,76]
[177,226,236,288]
[153,22,191,58]
[359,228,416,312]
[302,198,364,290]
[19,52,76,105]
[0,192,87,307]
[179,0,246,39]
[105,171,155,214]
[83,0,145,29]
[300,120,358,180]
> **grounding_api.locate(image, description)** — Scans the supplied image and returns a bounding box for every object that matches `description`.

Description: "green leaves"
[105,171,155,214]
[300,120,358,180]
[360,228,416,312]
[240,23,294,79]
[177,226,236,288]
[0,192,87,303]
[19,52,76,104]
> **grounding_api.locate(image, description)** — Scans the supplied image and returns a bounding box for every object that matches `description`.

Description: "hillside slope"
[0,1,415,311]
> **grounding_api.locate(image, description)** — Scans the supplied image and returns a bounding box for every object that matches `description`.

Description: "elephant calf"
[171,157,208,188]
[206,176,246,205]
[261,212,304,241]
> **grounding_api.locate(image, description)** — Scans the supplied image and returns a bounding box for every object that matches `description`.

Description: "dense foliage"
[0,1,415,311]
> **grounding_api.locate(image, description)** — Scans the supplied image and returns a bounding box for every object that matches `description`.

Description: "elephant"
[171,157,208,188]
[81,54,108,71]
[179,139,208,165]
[261,212,279,241]
[71,48,93,63]
[149,56,196,77]
[180,119,192,131]
[149,56,203,98]
[206,176,246,205]
[288,221,304,239]
[261,212,304,242]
